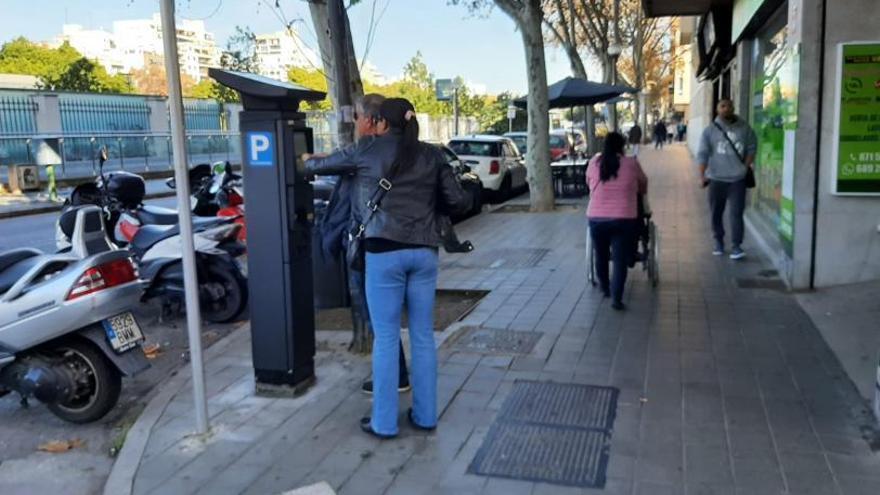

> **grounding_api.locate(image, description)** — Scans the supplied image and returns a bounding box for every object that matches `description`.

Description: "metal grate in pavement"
[468,422,611,488]
[500,380,618,430]
[440,248,549,269]
[442,326,542,355]
[468,380,619,488]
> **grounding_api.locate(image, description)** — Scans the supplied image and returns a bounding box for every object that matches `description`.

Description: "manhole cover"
[444,326,542,354]
[441,248,549,269]
[736,277,787,291]
[501,381,618,430]
[468,381,619,488]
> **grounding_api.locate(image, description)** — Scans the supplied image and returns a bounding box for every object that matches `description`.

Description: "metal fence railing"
[0,95,38,135]
[0,132,241,184]
[59,94,151,133]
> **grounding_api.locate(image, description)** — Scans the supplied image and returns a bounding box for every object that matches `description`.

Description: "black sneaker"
[445,240,474,253]
[611,301,626,311]
[361,380,411,395]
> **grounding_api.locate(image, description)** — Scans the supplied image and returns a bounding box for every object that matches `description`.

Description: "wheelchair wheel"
[647,221,660,287]
[585,227,596,287]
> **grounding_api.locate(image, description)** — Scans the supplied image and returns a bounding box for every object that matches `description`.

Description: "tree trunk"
[343,11,364,103]
[308,0,369,354]
[308,0,363,146]
[308,2,336,104]
[518,1,554,212]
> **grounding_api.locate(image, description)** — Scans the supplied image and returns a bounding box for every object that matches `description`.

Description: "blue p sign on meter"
[247,132,275,167]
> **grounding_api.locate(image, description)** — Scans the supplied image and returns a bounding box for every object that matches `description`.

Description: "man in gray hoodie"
[696,99,757,260]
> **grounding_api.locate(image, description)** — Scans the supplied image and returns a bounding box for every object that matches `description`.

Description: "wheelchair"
[586,195,659,288]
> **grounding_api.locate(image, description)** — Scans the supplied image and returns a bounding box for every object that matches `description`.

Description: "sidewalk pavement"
[797,282,880,403]
[106,144,880,495]
[0,178,175,219]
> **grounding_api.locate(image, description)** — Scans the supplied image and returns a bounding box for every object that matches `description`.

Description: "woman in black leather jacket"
[305,98,470,438]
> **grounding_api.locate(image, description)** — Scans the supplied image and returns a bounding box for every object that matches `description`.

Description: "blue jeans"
[590,219,638,304]
[366,248,439,435]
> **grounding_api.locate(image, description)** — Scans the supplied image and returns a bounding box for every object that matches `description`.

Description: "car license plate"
[102,312,144,353]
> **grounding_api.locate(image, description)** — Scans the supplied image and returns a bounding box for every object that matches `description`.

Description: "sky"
[0,0,598,95]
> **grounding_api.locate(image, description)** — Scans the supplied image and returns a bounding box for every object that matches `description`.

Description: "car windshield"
[549,135,568,148]
[508,136,527,154]
[449,141,499,157]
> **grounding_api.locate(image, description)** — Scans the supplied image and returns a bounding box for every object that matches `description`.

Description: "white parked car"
[447,135,528,201]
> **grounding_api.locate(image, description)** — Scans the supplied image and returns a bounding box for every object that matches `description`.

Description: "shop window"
[748,3,799,253]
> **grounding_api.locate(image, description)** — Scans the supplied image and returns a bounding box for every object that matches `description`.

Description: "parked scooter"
[1,206,149,423]
[58,151,248,323]
[165,161,247,242]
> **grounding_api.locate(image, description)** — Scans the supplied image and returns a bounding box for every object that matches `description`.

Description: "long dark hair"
[599,132,626,182]
[379,97,420,172]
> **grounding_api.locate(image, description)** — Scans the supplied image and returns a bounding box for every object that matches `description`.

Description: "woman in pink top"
[587,132,648,310]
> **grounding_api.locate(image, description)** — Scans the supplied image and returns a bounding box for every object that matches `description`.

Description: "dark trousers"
[707,179,746,248]
[654,136,664,149]
[590,219,638,304]
[349,262,409,385]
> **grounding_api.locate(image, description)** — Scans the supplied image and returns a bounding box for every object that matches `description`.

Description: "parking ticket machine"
[210,69,326,394]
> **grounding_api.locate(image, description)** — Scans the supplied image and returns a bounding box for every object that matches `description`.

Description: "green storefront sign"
[834,43,880,195]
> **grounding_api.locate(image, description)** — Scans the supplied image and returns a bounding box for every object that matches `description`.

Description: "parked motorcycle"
[59,153,248,323]
[1,206,149,423]
[165,161,247,242]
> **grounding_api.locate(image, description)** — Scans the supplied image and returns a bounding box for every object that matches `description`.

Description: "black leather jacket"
[305,132,471,248]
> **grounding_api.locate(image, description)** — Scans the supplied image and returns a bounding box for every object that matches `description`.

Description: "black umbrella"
[513,77,638,109]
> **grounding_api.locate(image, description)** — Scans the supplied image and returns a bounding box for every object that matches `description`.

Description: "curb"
[102,325,250,495]
[0,191,176,220]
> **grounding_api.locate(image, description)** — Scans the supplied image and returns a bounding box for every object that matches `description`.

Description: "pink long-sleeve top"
[586,153,648,219]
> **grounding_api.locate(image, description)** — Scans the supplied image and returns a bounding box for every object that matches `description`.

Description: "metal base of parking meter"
[210,69,326,396]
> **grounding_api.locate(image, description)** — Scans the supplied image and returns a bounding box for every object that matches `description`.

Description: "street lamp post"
[608,0,622,133]
[607,44,623,132]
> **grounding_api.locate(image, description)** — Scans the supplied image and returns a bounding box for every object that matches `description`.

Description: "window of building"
[748,2,798,251]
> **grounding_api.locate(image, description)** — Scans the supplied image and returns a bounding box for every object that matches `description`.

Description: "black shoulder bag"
[346,158,405,272]
[713,122,755,189]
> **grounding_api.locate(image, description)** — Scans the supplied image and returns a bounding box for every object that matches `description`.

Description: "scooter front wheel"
[46,339,122,424]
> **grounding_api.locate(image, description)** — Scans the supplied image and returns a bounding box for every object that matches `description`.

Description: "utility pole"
[328,0,354,147]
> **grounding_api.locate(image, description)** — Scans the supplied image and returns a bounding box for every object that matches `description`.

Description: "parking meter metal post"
[209,69,326,395]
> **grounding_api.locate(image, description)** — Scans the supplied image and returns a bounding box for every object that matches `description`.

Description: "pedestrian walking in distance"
[696,98,757,260]
[653,120,667,149]
[628,123,642,157]
[587,132,648,311]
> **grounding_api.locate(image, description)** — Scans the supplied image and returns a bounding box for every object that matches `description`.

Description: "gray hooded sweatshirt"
[696,115,758,182]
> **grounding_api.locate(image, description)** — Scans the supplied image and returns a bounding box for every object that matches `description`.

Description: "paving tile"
[684,445,733,486]
[634,480,684,495]
[122,147,880,495]
[481,477,534,495]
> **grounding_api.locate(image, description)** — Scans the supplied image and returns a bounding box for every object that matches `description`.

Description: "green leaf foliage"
[0,37,132,93]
